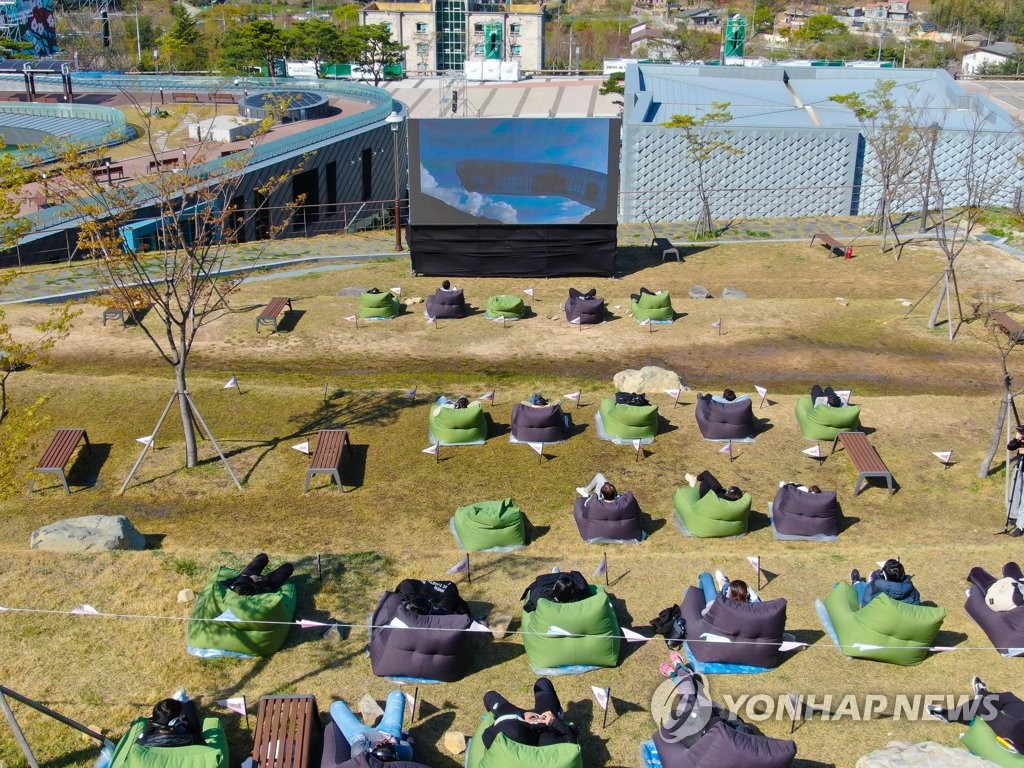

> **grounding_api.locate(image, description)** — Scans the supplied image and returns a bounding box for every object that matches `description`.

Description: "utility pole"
[135,2,142,63]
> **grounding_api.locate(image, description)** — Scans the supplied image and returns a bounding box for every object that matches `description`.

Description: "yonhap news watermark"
[651,676,1001,738]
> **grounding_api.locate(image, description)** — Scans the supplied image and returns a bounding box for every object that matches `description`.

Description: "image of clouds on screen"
[416,119,610,225]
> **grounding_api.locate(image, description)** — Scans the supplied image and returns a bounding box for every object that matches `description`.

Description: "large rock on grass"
[30,515,146,553]
[613,366,686,395]
[855,741,998,768]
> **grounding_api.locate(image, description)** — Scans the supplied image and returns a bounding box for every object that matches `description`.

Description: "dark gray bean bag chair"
[368,582,474,681]
[695,395,757,441]
[426,288,467,319]
[770,484,842,541]
[651,721,797,768]
[681,587,788,668]
[573,493,644,544]
[964,563,1024,657]
[511,402,569,443]
[566,294,605,324]
[322,720,429,768]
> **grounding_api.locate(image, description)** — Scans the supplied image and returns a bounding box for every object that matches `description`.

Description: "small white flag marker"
[523,287,535,298]
[391,286,402,296]
[755,385,768,408]
[639,317,653,326]
[802,444,822,458]
[591,686,610,710]
[565,390,582,402]
[297,619,329,629]
[747,555,761,573]
[468,621,492,633]
[422,443,440,455]
[214,609,242,623]
[72,604,100,615]
[426,315,437,325]
[480,390,495,402]
[405,386,417,399]
[664,388,681,398]
[621,627,650,642]
[711,319,722,328]
[779,641,807,653]
[292,441,310,455]
[448,555,470,574]
[136,435,154,446]
[932,450,953,464]
[529,442,544,456]
[593,553,609,579]
[345,315,357,322]
[216,697,247,716]
[632,438,643,451]
[569,315,582,324]
[223,376,238,389]
[719,441,733,455]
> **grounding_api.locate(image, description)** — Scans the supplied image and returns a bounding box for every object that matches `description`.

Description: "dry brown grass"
[2,238,1024,768]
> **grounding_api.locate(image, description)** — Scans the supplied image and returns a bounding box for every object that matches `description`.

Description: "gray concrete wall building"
[621,64,1024,223]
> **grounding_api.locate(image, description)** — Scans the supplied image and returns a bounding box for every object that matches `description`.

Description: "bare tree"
[50,94,301,474]
[663,103,744,239]
[905,110,1017,340]
[831,80,925,253]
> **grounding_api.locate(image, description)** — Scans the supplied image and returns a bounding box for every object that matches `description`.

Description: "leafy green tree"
[332,2,360,30]
[600,71,625,115]
[794,14,847,42]
[219,20,286,78]
[286,19,346,77]
[345,24,405,86]
[160,4,207,72]
[663,103,744,238]
[669,27,720,61]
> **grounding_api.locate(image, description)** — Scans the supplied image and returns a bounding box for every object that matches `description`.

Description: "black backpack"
[521,571,589,612]
[650,604,686,650]
[395,579,470,616]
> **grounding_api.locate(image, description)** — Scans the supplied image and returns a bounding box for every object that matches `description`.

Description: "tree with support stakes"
[662,102,743,240]
[977,317,1024,480]
[901,110,1016,341]
[830,80,925,255]
[49,93,302,484]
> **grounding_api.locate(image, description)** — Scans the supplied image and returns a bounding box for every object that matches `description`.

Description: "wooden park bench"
[304,429,352,492]
[171,91,199,103]
[147,157,180,173]
[831,431,894,496]
[987,311,1024,344]
[28,428,91,494]
[810,232,853,258]
[256,297,293,333]
[209,92,236,104]
[651,236,681,263]
[92,165,125,182]
[251,694,322,768]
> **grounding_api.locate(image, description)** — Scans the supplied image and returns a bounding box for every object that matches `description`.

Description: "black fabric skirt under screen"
[408,225,616,277]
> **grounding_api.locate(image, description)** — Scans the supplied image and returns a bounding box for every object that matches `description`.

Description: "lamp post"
[384,110,405,252]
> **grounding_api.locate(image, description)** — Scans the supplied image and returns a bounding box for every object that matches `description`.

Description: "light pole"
[384,110,405,252]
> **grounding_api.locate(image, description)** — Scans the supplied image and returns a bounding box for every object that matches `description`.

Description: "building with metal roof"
[621,63,1024,222]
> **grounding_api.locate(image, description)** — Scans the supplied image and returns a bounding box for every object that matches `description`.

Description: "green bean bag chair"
[452,498,526,552]
[430,400,487,445]
[631,291,673,322]
[486,295,526,320]
[521,585,620,671]
[597,398,659,443]
[816,582,945,666]
[186,567,297,658]
[962,718,1024,767]
[110,718,228,768]
[673,485,752,538]
[795,395,862,440]
[466,713,582,768]
[358,290,400,319]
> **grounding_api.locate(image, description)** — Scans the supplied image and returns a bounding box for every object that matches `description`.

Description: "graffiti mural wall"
[1,0,58,56]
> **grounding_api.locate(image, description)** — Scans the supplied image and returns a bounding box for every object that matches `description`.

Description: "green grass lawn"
[2,238,1024,768]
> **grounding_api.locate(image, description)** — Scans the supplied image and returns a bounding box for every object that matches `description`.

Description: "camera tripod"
[1007,453,1024,533]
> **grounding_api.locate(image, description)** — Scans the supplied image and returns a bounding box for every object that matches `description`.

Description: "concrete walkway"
[0,216,935,304]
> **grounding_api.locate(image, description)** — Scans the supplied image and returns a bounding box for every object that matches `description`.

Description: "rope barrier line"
[0,604,1006,654]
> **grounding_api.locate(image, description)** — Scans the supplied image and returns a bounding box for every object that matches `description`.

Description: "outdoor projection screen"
[408,118,620,277]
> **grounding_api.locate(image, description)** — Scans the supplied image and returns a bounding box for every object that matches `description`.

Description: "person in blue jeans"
[697,571,760,613]
[330,691,413,761]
